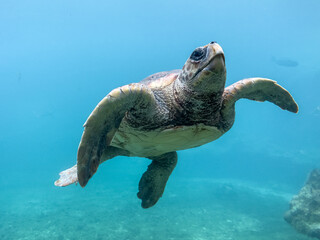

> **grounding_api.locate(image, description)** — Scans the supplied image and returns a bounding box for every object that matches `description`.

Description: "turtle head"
[179,42,226,95]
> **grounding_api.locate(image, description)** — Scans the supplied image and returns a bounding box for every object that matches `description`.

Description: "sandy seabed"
[0,178,311,240]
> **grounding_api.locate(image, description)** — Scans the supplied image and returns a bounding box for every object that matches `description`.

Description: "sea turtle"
[55,42,298,208]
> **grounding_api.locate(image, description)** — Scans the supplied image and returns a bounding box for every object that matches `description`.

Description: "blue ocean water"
[0,0,319,239]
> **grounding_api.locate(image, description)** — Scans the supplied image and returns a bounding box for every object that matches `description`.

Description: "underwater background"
[1,0,319,239]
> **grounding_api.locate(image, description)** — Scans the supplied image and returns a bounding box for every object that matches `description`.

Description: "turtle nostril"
[210,41,216,44]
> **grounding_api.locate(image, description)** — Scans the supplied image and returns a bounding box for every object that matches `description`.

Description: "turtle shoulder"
[139,70,181,90]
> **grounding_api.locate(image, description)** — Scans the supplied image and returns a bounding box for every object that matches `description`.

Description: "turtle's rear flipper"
[54,165,78,187]
[137,152,177,208]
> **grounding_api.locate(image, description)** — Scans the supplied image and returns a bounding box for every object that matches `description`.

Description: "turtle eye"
[190,47,206,61]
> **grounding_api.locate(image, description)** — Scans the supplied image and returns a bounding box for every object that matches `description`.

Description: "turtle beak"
[208,42,224,56]
[205,54,225,72]
[204,43,225,72]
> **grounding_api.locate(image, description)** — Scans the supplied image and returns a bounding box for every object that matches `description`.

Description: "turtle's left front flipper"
[221,78,298,130]
[77,83,156,187]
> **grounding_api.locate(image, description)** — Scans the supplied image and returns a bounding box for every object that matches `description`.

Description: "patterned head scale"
[179,42,226,94]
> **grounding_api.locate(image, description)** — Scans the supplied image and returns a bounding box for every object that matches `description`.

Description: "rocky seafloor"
[285,169,320,239]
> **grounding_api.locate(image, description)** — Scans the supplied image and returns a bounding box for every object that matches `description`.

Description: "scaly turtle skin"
[55,42,298,208]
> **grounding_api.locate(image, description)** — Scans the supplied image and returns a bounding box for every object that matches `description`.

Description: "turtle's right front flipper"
[78,83,156,187]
